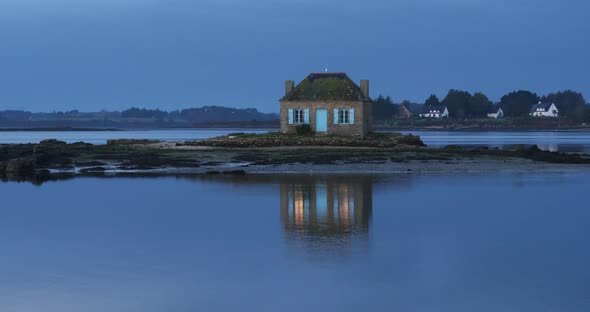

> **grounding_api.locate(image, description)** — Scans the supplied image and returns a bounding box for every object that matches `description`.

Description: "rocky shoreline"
[2,133,590,184]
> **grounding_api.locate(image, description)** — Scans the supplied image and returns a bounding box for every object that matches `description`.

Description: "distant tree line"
[0,106,279,129]
[373,89,589,121]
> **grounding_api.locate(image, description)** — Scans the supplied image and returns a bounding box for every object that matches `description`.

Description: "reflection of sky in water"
[0,173,589,311]
[0,129,269,145]
[2,129,590,152]
[399,130,590,152]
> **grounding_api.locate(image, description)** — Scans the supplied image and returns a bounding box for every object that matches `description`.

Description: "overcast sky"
[0,0,587,112]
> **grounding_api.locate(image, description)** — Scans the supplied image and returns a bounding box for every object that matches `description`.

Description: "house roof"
[398,103,412,114]
[529,102,556,113]
[488,106,503,113]
[420,105,447,114]
[281,73,369,102]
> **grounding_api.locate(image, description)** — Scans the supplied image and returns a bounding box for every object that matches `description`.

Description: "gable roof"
[420,105,447,114]
[281,73,369,102]
[530,102,556,113]
[398,103,412,114]
[488,106,503,114]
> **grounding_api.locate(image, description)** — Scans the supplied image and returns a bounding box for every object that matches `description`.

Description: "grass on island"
[180,131,424,148]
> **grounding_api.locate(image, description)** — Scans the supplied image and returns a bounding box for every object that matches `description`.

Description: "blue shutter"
[334,109,339,124]
[288,109,293,125]
[304,109,310,124]
[349,109,355,124]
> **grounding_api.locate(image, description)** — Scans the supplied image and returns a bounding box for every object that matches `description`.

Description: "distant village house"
[280,73,372,138]
[487,107,504,119]
[419,105,449,118]
[529,102,559,117]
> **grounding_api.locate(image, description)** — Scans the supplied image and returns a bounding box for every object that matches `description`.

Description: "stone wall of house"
[362,101,373,135]
[280,100,371,138]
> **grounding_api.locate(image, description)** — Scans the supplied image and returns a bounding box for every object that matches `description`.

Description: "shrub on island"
[295,124,314,136]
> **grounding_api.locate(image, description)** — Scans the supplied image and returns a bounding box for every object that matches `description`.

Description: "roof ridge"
[280,72,369,102]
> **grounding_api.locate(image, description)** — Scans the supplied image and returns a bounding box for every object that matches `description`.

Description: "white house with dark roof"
[487,106,504,118]
[529,102,559,117]
[419,105,449,118]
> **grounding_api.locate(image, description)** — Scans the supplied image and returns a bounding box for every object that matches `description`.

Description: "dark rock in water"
[521,145,590,164]
[443,145,462,150]
[107,139,160,146]
[527,145,542,152]
[4,158,35,177]
[221,170,246,176]
[80,167,107,173]
[205,170,246,176]
[75,161,107,167]
[39,139,67,145]
[202,162,223,166]
[397,134,426,147]
[71,141,92,146]
[512,144,526,151]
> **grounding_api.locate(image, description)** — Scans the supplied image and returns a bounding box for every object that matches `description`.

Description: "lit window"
[339,109,349,124]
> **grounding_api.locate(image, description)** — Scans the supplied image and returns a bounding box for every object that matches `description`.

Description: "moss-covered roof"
[281,73,369,102]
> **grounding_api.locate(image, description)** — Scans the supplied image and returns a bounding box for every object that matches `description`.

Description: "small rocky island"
[1,132,590,184]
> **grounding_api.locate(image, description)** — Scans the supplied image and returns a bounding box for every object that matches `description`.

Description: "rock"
[80,167,107,173]
[512,144,526,151]
[39,139,67,146]
[107,139,160,146]
[75,161,107,167]
[221,170,247,176]
[4,157,35,177]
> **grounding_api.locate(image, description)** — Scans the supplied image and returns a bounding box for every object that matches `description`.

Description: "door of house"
[315,109,328,132]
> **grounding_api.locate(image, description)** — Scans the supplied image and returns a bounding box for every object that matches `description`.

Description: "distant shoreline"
[0,127,122,132]
[377,127,590,132]
[2,126,590,133]
[0,126,278,132]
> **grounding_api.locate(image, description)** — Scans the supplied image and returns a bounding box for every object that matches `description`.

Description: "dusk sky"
[0,0,587,113]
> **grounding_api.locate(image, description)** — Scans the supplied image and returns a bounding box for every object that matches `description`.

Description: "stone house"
[279,73,372,138]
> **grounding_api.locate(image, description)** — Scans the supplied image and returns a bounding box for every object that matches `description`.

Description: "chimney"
[360,80,369,98]
[285,80,294,96]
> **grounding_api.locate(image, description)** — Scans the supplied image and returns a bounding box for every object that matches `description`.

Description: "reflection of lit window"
[294,189,305,226]
[337,184,351,226]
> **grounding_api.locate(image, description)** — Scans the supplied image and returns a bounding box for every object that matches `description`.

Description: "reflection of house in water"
[280,176,372,254]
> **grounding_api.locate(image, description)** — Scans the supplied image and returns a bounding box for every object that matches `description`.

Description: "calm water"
[398,130,590,153]
[1,129,590,152]
[0,129,269,145]
[1,172,589,311]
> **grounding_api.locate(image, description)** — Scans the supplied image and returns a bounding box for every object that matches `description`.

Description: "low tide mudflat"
[1,132,590,184]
